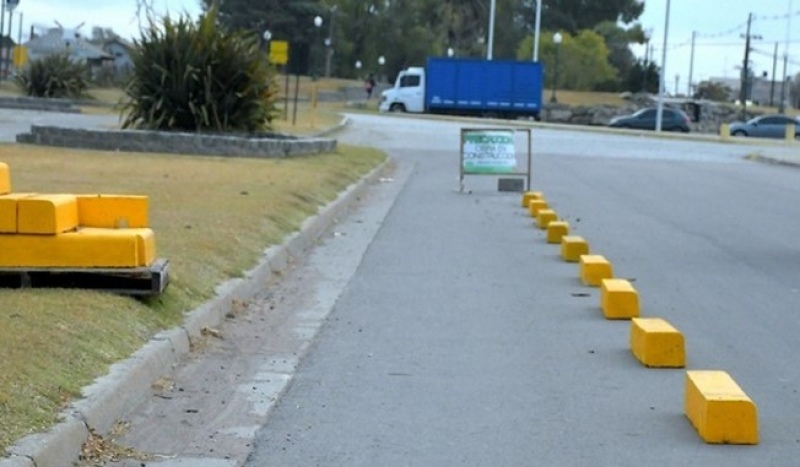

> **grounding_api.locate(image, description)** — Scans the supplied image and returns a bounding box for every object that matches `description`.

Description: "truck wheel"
[389,103,406,112]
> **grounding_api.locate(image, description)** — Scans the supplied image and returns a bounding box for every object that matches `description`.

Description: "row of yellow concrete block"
[0,162,156,268]
[521,190,758,445]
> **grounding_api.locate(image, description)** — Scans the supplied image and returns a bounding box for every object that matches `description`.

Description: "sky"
[634,0,798,94]
[6,0,798,93]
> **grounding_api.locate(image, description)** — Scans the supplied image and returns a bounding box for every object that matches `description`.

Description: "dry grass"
[0,143,386,452]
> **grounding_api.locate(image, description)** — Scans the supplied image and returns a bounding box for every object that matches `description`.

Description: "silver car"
[729,114,800,139]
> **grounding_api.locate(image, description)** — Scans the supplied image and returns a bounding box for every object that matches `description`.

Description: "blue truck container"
[425,57,544,119]
[380,57,544,119]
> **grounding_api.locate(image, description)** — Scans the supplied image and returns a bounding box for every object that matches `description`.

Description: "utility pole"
[655,0,671,133]
[770,42,778,107]
[687,31,696,97]
[739,13,761,120]
[642,32,650,93]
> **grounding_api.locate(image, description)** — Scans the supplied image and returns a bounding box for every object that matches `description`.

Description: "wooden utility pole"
[739,13,762,120]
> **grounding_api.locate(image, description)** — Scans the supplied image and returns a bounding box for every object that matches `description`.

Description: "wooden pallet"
[0,258,170,297]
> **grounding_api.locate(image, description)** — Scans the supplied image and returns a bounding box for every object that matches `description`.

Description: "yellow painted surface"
[786,124,795,141]
[685,371,758,445]
[77,194,149,229]
[546,221,569,244]
[579,254,613,286]
[600,279,639,319]
[0,162,9,194]
[528,199,548,217]
[17,194,79,235]
[536,209,557,230]
[521,191,544,208]
[0,228,156,268]
[561,235,589,262]
[0,193,37,233]
[719,123,730,140]
[630,318,685,367]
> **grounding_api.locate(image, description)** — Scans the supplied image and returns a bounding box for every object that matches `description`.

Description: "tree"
[518,30,617,91]
[593,21,646,91]
[622,60,660,94]
[694,81,732,102]
[515,0,644,35]
[201,0,324,43]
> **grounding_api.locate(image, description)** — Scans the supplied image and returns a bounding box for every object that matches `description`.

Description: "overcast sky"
[8,0,799,91]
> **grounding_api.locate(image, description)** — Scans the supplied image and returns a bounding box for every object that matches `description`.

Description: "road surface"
[108,115,800,466]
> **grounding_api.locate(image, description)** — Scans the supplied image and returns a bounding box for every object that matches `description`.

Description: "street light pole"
[313,15,322,78]
[324,6,336,78]
[779,0,792,113]
[532,0,542,61]
[0,0,5,81]
[487,0,496,60]
[550,32,562,104]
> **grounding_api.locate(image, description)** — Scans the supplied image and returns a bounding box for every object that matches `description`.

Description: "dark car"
[729,114,800,139]
[608,107,692,132]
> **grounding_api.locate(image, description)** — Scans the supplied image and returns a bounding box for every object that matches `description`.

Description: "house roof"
[24,28,113,60]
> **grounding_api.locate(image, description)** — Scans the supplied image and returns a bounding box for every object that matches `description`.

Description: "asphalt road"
[0,108,118,142]
[242,115,800,466]
[93,114,800,467]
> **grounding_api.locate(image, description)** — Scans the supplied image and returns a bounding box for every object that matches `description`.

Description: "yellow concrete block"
[0,227,156,268]
[579,254,613,286]
[521,191,544,208]
[600,279,639,319]
[79,227,157,267]
[630,318,685,367]
[77,194,149,228]
[528,199,548,217]
[536,209,557,230]
[17,194,79,235]
[546,221,569,244]
[719,123,730,140]
[0,193,37,233]
[685,371,758,445]
[561,235,589,262]
[0,162,9,194]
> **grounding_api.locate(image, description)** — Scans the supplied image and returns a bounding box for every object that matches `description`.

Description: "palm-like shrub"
[14,53,90,99]
[122,9,278,133]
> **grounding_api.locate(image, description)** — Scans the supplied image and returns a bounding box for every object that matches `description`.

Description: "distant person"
[365,74,376,100]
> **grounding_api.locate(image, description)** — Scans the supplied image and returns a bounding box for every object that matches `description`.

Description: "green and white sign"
[461,130,516,174]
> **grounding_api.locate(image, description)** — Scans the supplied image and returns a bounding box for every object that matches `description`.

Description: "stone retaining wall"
[16,125,337,158]
[542,98,763,134]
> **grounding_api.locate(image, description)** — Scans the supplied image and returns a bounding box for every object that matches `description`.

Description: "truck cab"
[378,67,426,113]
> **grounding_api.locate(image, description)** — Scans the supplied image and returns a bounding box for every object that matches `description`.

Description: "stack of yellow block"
[0,162,156,268]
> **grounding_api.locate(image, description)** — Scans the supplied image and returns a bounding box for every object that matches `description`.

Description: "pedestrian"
[365,74,376,100]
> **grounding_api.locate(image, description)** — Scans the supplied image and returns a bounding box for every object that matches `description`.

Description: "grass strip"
[0,143,386,452]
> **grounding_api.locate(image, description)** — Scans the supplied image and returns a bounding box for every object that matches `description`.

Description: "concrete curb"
[0,156,391,467]
[746,154,800,168]
[311,116,351,138]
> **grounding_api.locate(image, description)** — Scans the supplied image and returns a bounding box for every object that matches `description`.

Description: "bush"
[122,8,278,133]
[14,53,90,99]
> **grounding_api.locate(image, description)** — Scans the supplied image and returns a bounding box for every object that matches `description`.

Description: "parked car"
[728,114,800,139]
[608,107,692,132]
